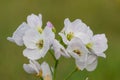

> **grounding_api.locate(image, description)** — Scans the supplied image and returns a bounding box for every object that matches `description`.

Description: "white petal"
[7,22,29,46]
[7,37,15,43]
[68,19,93,38]
[43,25,55,45]
[75,59,86,70]
[86,59,98,71]
[27,14,42,28]
[67,37,89,61]
[23,48,43,60]
[64,18,71,30]
[30,60,41,72]
[40,41,50,58]
[75,32,91,44]
[23,29,43,49]
[23,64,36,74]
[53,39,70,59]
[41,62,52,80]
[96,53,106,58]
[87,54,97,65]
[92,34,108,54]
[29,60,41,74]
[59,32,69,45]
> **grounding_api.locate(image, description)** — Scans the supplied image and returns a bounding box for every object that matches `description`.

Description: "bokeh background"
[0,0,120,80]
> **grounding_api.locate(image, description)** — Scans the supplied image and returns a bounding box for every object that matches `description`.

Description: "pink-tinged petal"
[47,21,53,28]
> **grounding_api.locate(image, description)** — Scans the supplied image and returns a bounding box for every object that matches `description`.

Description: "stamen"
[67,32,74,41]
[36,40,44,49]
[73,49,81,56]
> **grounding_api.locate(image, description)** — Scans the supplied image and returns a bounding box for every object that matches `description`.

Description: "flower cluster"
[7,14,108,80]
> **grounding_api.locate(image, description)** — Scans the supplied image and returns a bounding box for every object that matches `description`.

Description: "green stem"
[40,77,43,80]
[49,50,59,80]
[64,67,78,80]
[53,60,59,80]
[50,50,56,61]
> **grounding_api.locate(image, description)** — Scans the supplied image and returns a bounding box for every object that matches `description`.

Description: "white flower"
[67,37,89,70]
[52,39,70,59]
[85,34,108,71]
[7,14,43,46]
[59,18,93,45]
[23,60,52,80]
[23,28,50,60]
[7,22,29,46]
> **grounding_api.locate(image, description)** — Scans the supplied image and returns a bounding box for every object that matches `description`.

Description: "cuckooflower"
[7,14,43,46]
[59,18,93,45]
[7,22,29,46]
[67,37,89,70]
[23,28,50,60]
[23,60,52,80]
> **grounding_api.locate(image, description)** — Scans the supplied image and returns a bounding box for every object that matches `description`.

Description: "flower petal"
[23,48,43,60]
[67,37,89,61]
[53,39,70,59]
[59,32,69,45]
[75,59,86,70]
[23,64,37,74]
[27,14,42,28]
[7,22,29,46]
[86,59,98,71]
[41,62,52,80]
[44,23,55,45]
[87,54,97,65]
[92,34,108,54]
[23,29,43,49]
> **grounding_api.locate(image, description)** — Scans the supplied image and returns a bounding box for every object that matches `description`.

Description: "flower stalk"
[64,67,78,80]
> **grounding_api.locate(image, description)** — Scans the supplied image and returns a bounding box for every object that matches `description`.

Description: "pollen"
[67,32,74,41]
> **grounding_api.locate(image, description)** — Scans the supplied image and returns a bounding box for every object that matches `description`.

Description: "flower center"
[73,49,81,56]
[36,40,44,49]
[36,70,43,78]
[37,27,43,33]
[86,42,93,49]
[67,32,74,41]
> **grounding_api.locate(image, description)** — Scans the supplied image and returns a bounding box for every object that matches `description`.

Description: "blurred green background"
[0,0,120,80]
